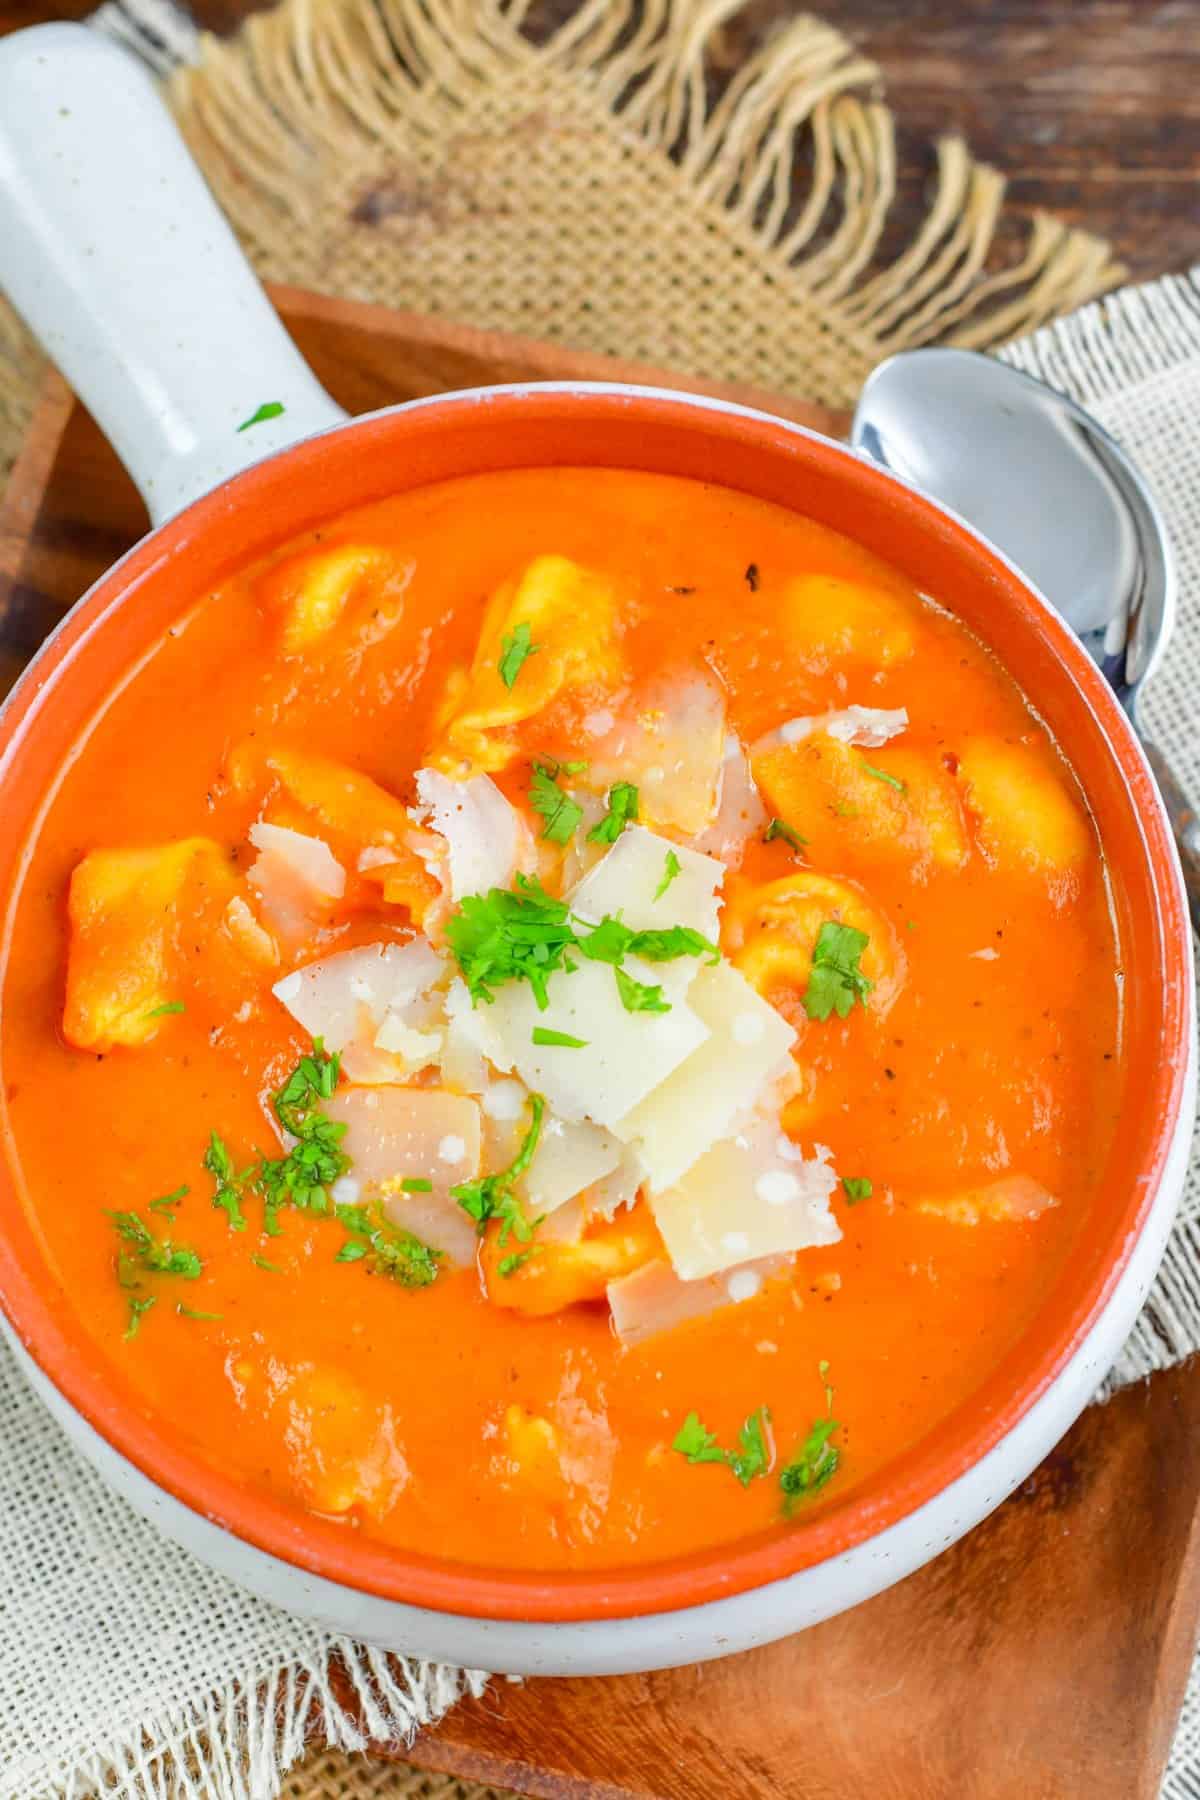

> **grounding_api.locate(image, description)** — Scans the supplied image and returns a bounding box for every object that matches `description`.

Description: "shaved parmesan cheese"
[613,961,795,1191]
[588,1149,647,1219]
[373,1014,443,1069]
[414,768,533,900]
[584,670,726,835]
[758,705,909,752]
[272,939,442,1053]
[249,822,346,897]
[570,824,724,942]
[485,955,709,1127]
[650,1121,840,1280]
[693,735,767,867]
[323,1086,481,1266]
[440,976,509,1093]
[247,823,346,943]
[608,1254,785,1346]
[520,1114,623,1216]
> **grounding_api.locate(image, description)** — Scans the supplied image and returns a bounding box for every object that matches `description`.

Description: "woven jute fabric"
[0,4,1194,1798]
[0,0,1125,476]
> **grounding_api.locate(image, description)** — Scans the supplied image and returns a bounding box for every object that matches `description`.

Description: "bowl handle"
[0,22,349,525]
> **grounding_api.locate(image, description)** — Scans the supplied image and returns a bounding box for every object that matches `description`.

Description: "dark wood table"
[2,0,1198,282]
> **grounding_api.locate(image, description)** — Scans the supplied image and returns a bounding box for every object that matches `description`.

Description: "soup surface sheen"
[1,467,1121,1572]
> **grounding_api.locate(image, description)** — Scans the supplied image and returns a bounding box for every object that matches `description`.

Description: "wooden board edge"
[0,368,74,588]
[265,283,850,438]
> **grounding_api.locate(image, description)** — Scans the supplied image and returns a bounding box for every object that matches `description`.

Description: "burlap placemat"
[0,4,1154,1797]
[0,0,1123,478]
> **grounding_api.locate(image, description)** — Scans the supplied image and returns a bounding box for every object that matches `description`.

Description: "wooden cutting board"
[2,285,1198,1800]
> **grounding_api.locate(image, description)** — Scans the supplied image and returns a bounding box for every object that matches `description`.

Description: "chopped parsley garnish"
[764,817,808,852]
[251,1254,281,1272]
[258,1042,350,1225]
[237,400,285,432]
[203,1130,248,1232]
[532,1027,588,1048]
[614,965,671,1014]
[497,620,539,689]
[529,760,584,845]
[575,918,716,975]
[498,1247,540,1278]
[842,1176,873,1202]
[109,1210,203,1282]
[109,1206,203,1339]
[445,879,717,1016]
[452,1093,545,1241]
[801,921,873,1022]
[587,781,639,844]
[177,1304,223,1322]
[124,1296,156,1341]
[146,1000,186,1018]
[401,1176,433,1193]
[445,876,577,1010]
[862,761,907,793]
[334,1202,440,1287]
[148,1184,188,1219]
[779,1417,840,1511]
[672,1407,772,1487]
[625,925,719,964]
[654,850,682,899]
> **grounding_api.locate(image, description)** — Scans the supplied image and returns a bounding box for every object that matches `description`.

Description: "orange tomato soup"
[0,468,1121,1571]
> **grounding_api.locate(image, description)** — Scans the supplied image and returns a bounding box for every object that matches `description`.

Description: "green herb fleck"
[779,1417,840,1511]
[177,1304,223,1322]
[109,1210,203,1282]
[672,1407,772,1488]
[146,1000,186,1019]
[498,1247,540,1278]
[452,1093,545,1235]
[203,1129,248,1232]
[498,620,540,689]
[587,781,639,845]
[654,850,682,899]
[801,921,873,1022]
[237,401,285,432]
[401,1176,433,1193]
[764,817,808,852]
[334,1202,441,1287]
[148,1184,189,1219]
[623,925,719,964]
[252,1254,281,1272]
[529,760,584,845]
[614,965,671,1014]
[842,1176,873,1202]
[109,1206,203,1341]
[124,1295,157,1341]
[861,761,907,793]
[532,1027,588,1048]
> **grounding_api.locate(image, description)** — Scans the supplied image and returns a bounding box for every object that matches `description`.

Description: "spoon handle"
[1141,738,1200,936]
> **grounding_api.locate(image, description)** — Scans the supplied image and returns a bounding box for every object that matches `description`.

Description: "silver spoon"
[852,347,1200,933]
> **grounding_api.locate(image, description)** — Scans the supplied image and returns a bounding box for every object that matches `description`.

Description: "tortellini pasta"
[753,732,968,878]
[427,555,624,775]
[64,839,238,1050]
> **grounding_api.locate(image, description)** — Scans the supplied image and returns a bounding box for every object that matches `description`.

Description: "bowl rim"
[0,381,1191,1625]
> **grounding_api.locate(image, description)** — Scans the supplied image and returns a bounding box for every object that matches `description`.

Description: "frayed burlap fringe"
[167,0,1122,404]
[0,0,1125,481]
[37,1651,491,1800]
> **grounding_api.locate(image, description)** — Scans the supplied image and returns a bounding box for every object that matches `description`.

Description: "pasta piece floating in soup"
[4,465,1122,1577]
